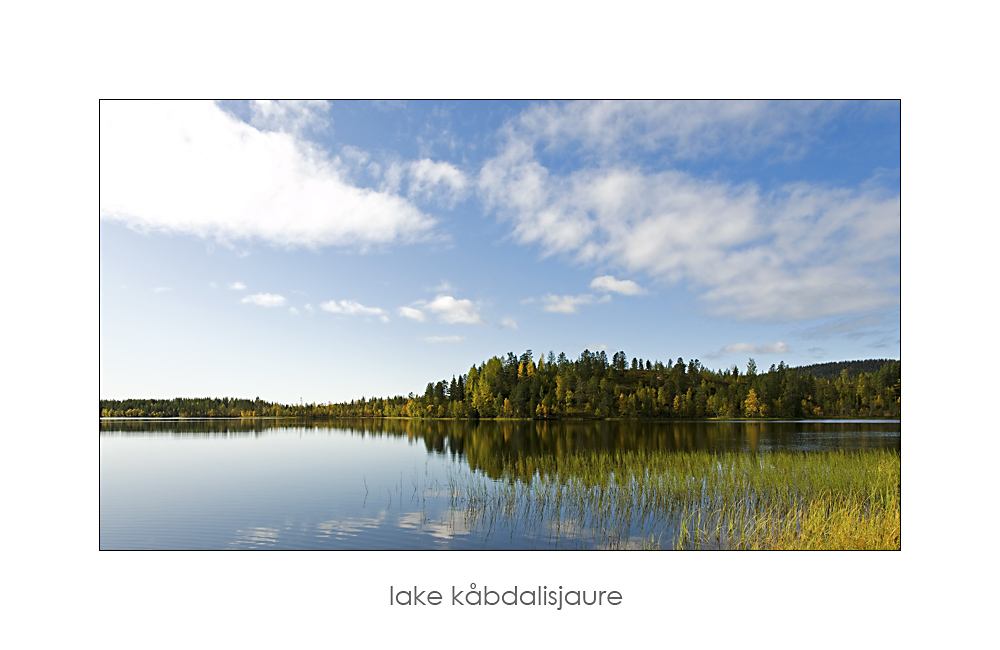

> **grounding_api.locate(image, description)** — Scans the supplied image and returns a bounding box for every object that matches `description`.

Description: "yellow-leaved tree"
[743,389,762,418]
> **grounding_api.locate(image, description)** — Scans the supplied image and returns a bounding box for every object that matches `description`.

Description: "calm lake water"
[100,418,900,550]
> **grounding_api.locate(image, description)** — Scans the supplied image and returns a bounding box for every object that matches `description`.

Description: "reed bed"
[446,449,900,550]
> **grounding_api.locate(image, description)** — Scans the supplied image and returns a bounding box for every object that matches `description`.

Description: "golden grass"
[447,449,900,550]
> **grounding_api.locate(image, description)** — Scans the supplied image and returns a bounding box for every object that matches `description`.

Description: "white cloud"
[100,101,437,250]
[153,286,170,293]
[590,275,646,295]
[722,342,790,354]
[498,317,518,330]
[407,158,468,204]
[379,160,406,195]
[421,335,465,343]
[289,307,299,315]
[304,303,314,313]
[242,293,286,307]
[229,281,246,290]
[321,300,389,322]
[339,145,371,168]
[539,293,610,314]
[399,294,484,325]
[506,100,842,162]
[248,100,330,135]
[431,281,454,293]
[423,295,484,324]
[344,155,467,206]
[479,101,899,323]
[398,306,427,322]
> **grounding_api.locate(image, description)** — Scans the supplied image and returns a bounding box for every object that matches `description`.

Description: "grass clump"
[446,449,900,550]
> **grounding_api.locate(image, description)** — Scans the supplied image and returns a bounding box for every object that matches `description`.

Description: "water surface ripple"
[100,418,900,550]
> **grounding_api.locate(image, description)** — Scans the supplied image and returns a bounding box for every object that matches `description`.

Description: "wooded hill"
[793,359,898,380]
[100,351,900,420]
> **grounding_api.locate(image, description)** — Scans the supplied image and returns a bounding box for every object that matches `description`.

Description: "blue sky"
[99,100,900,404]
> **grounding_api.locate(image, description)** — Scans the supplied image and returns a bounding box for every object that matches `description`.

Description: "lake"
[99,418,901,550]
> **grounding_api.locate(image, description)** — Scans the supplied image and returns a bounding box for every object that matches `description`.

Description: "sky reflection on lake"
[100,418,900,550]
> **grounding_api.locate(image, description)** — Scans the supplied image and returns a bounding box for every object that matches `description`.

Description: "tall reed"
[446,449,900,550]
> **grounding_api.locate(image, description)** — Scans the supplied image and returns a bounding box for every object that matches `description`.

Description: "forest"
[100,350,900,420]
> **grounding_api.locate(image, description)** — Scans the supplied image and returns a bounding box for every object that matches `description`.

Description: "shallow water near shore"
[99,418,900,550]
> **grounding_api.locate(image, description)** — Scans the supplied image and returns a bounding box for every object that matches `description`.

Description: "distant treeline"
[793,359,898,380]
[100,350,900,420]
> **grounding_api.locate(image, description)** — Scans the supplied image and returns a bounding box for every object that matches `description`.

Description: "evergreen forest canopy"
[100,350,900,420]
